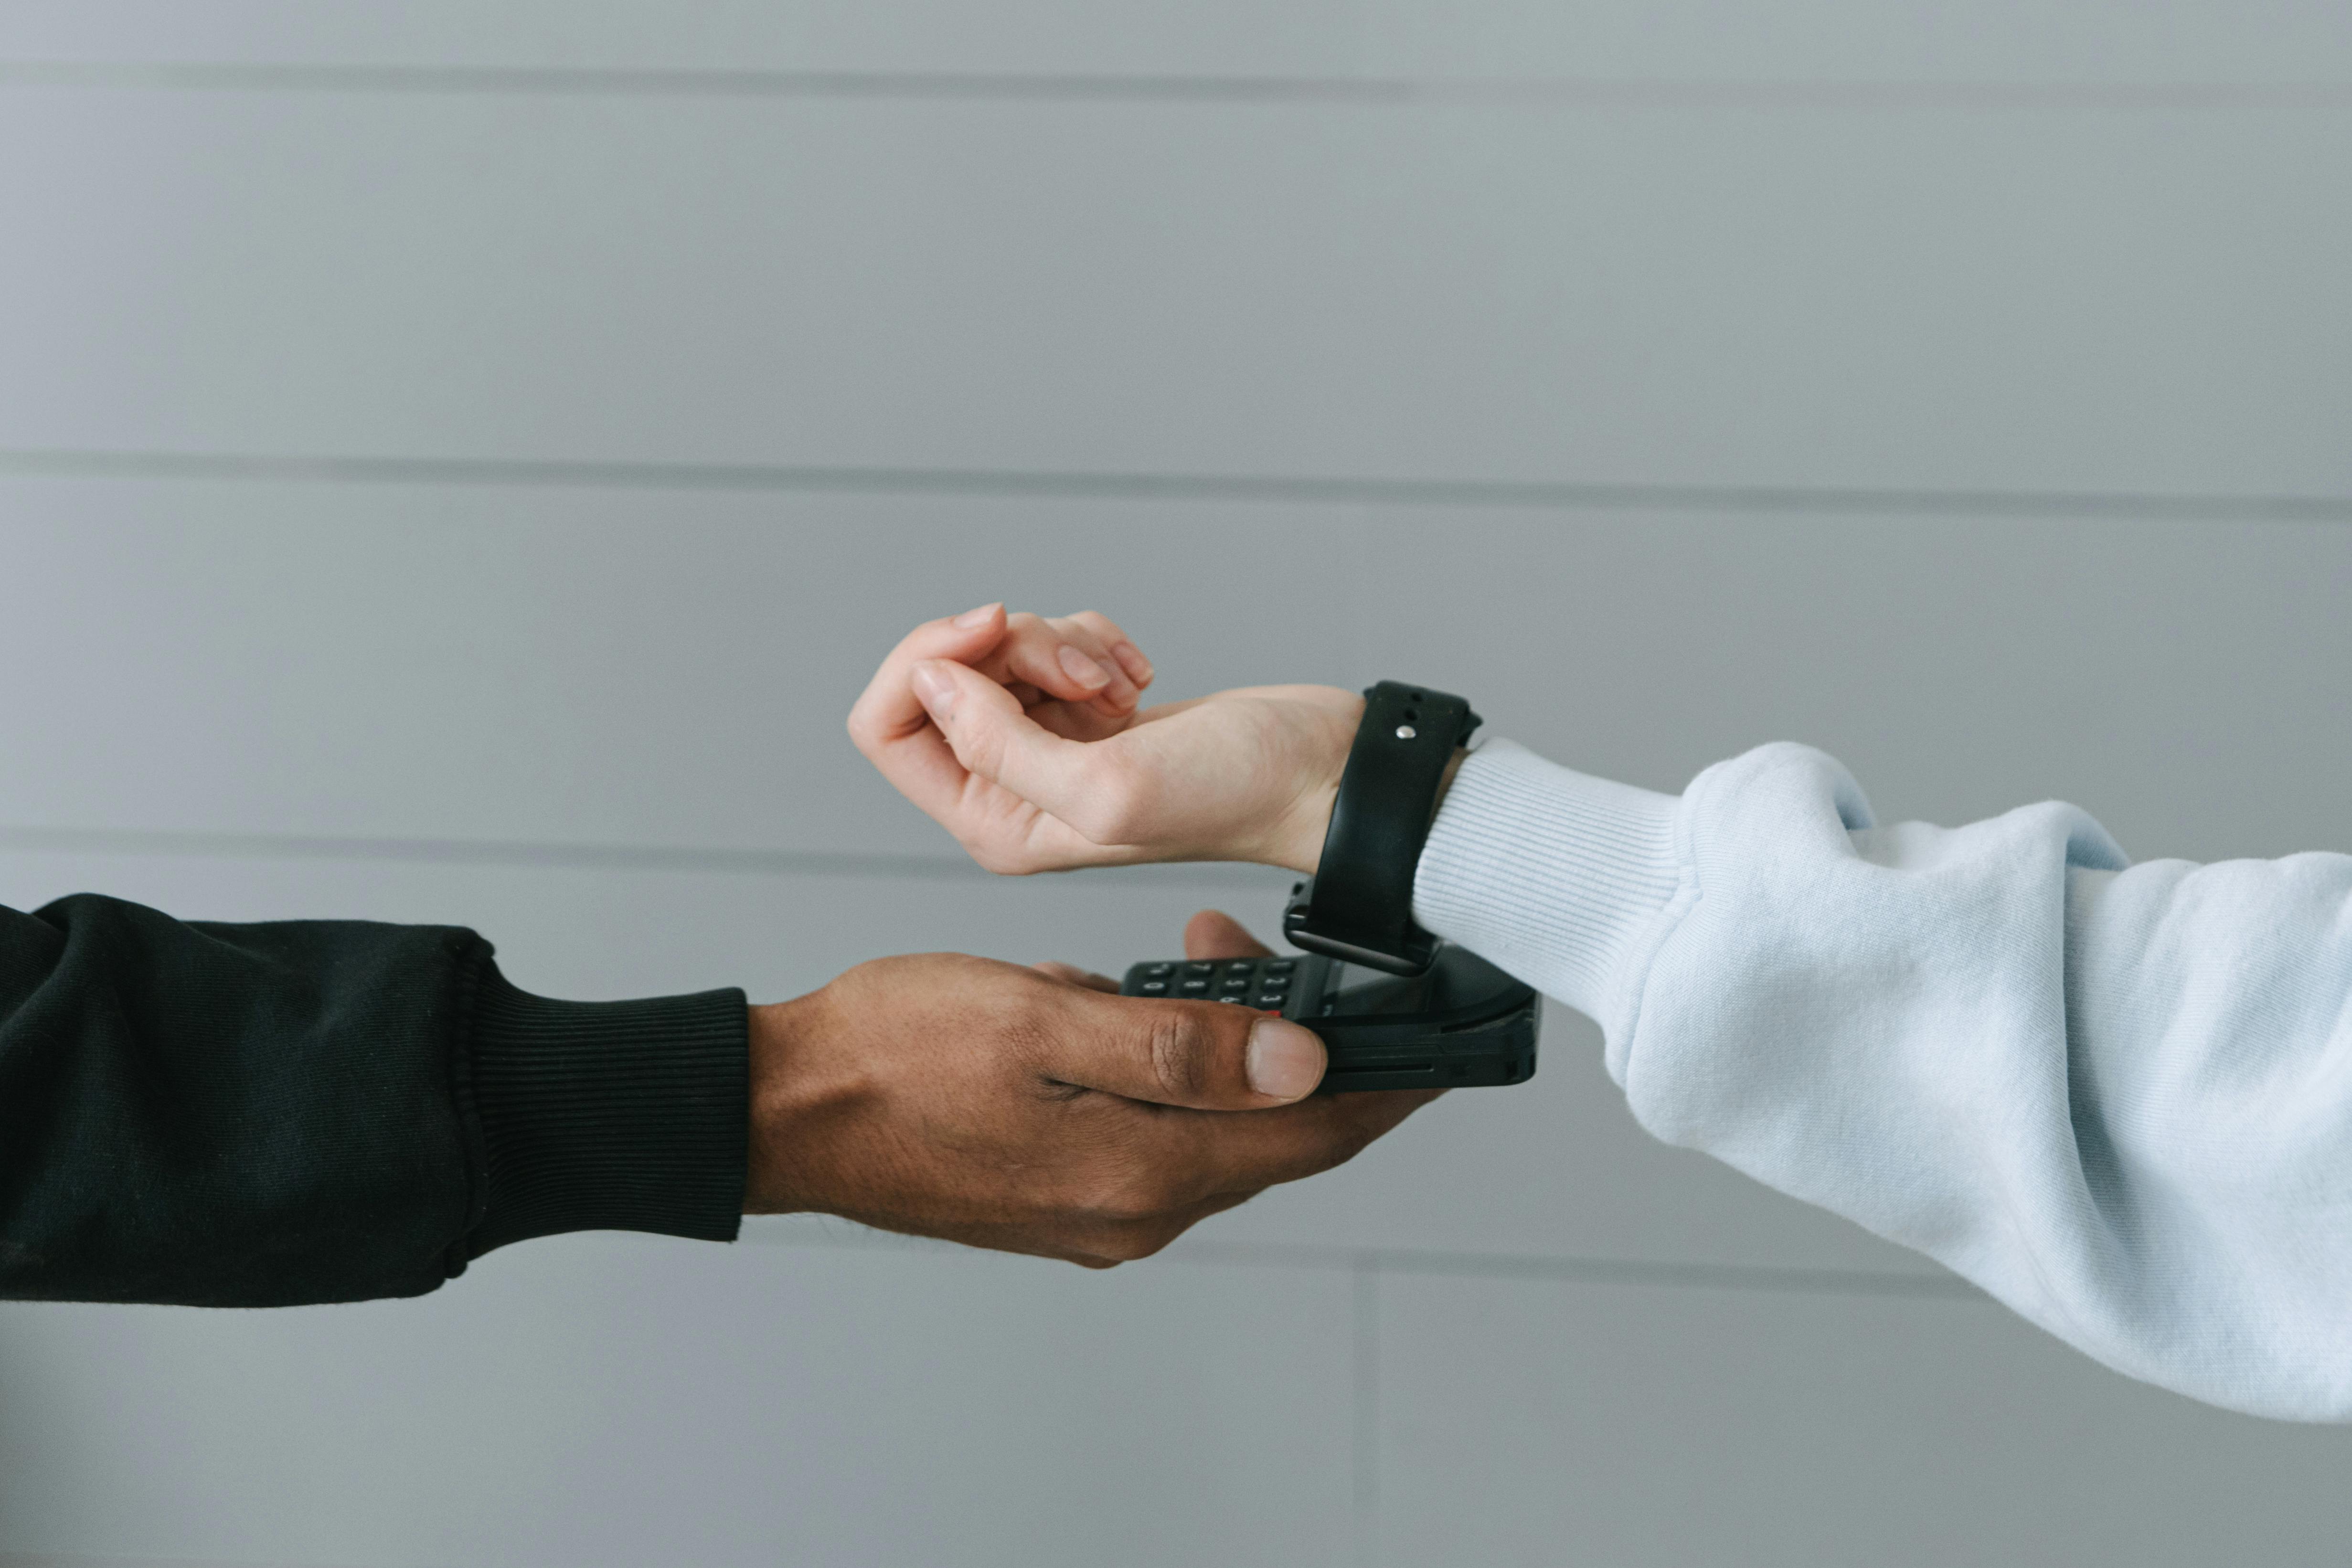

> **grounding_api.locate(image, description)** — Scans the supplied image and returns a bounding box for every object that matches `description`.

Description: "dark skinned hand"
[745,910,1441,1266]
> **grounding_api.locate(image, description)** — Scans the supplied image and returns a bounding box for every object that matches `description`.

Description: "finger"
[1184,910,1275,961]
[1023,694,1147,744]
[1068,1088,1443,1232]
[884,1201,1246,1271]
[1043,614,1143,715]
[842,1211,1129,1270]
[1049,611,1138,710]
[908,659,1144,846]
[856,698,988,843]
[1052,1189,1261,1265]
[1062,610,1154,691]
[1178,1087,1445,1195]
[845,604,1009,757]
[1033,960,1120,994]
[989,612,1132,710]
[843,608,1022,834]
[1041,988,1327,1108]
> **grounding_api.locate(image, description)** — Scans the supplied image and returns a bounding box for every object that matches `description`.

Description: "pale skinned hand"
[746,910,1439,1265]
[847,603,1364,875]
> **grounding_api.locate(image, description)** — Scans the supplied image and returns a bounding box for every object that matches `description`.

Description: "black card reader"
[1117,945,1538,1094]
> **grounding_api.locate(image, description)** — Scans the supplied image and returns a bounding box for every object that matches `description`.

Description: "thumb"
[911,658,1120,832]
[1046,990,1328,1108]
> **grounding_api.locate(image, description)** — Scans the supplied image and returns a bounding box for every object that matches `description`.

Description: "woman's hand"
[847,604,1362,874]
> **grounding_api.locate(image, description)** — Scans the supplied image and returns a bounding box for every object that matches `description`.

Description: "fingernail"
[911,662,957,720]
[1057,643,1110,689]
[1112,642,1154,684]
[952,602,1002,630]
[1246,1018,1325,1101]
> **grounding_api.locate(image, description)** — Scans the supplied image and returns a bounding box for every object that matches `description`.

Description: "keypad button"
[1185,961,1218,976]
[1144,963,1175,978]
[1224,960,1260,977]
[1255,993,1288,1009]
[1220,977,1252,993]
[1180,978,1211,994]
[1139,980,1169,995]
[1258,975,1291,994]
[1265,960,1297,975]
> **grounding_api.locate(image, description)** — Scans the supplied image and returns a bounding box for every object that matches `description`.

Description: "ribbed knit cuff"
[1413,739,1687,1034]
[461,964,748,1258]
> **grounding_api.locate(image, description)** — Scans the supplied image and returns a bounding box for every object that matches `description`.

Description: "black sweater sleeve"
[0,893,746,1306]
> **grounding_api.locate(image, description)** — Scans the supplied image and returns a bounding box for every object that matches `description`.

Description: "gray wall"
[2,6,2349,1566]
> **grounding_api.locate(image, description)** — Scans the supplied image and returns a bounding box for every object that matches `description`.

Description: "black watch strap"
[1283,681,1480,976]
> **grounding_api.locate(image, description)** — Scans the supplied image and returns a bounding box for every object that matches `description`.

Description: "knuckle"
[1144,1012,1215,1102]
[995,1002,1064,1073]
[951,714,1003,774]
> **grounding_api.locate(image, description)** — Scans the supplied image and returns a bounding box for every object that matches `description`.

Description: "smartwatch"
[1282,681,1480,976]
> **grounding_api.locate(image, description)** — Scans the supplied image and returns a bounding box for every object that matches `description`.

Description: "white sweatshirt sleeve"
[1413,738,2352,1421]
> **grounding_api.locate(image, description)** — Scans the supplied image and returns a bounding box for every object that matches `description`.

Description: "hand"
[746,911,1438,1265]
[848,603,1363,874]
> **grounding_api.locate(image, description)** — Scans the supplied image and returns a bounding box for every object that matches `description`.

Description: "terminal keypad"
[1125,956,1305,1015]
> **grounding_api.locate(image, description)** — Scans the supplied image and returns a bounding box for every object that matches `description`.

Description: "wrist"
[1266,777,1341,875]
[1263,744,1470,876]
[1254,693,1363,874]
[745,987,850,1215]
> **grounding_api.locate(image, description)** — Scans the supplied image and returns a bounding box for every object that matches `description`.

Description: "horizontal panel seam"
[4,449,2345,524]
[2,61,2350,110]
[741,1222,1985,1303]
[0,823,1290,888]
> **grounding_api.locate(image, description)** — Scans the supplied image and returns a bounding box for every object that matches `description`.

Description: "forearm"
[1413,740,2352,1421]
[0,894,745,1306]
